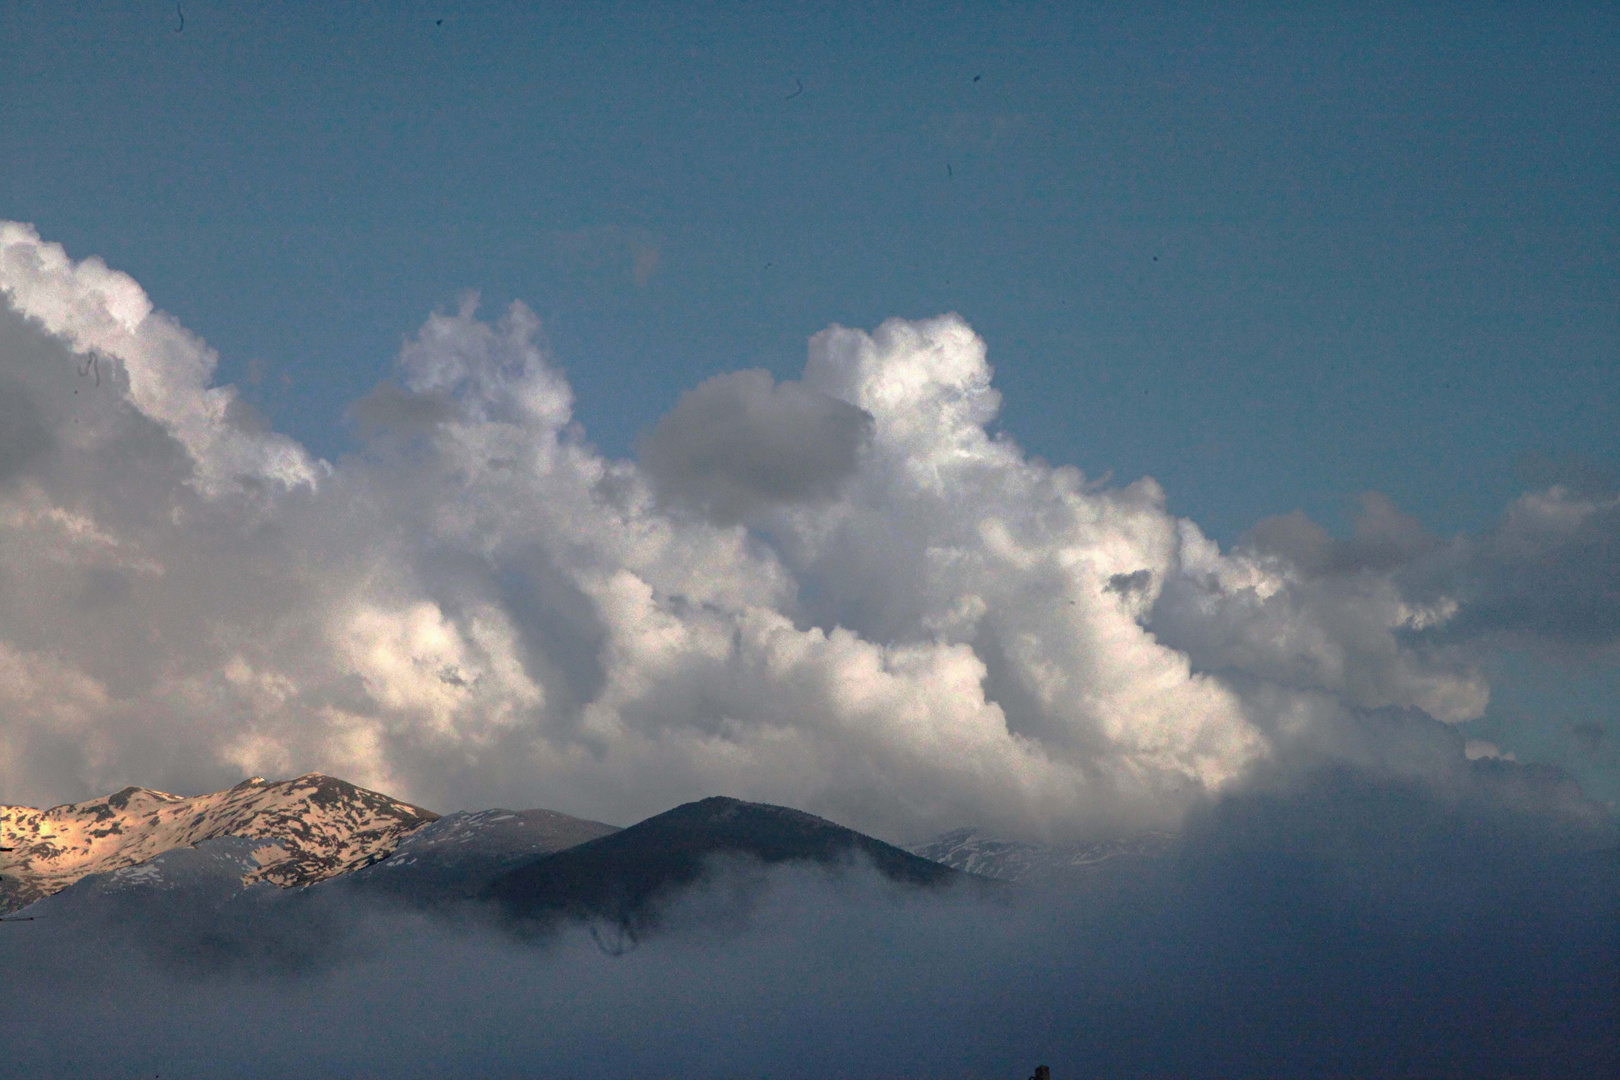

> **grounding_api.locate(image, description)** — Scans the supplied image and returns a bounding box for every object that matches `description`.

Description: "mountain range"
[2,776,1169,926]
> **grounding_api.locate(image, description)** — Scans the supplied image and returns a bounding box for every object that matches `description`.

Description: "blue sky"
[1,1,1616,804]
[6,1,1613,541]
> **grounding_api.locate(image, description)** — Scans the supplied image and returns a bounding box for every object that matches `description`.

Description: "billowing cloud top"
[0,223,1608,839]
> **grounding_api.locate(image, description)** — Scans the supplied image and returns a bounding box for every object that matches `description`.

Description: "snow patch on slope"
[0,774,436,912]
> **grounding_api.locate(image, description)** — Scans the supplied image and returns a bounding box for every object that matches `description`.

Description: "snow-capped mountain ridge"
[0,774,437,913]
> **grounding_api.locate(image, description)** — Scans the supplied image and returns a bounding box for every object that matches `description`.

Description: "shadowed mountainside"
[485,796,970,937]
[336,807,620,907]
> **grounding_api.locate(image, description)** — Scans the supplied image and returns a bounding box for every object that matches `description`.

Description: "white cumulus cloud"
[0,223,1589,842]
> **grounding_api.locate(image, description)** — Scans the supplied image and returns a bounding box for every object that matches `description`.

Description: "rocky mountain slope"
[27,836,277,913]
[339,807,620,907]
[0,774,437,913]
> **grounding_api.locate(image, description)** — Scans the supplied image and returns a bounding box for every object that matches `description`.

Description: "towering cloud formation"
[0,224,1608,839]
[0,223,319,496]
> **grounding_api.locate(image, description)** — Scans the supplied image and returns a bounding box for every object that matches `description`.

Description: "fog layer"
[2,752,1613,1079]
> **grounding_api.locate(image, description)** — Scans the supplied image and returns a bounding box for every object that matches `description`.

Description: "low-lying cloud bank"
[0,221,1615,844]
[1,762,1613,1078]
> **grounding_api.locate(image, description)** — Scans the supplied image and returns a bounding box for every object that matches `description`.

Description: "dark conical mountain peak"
[485,796,966,936]
[629,796,854,838]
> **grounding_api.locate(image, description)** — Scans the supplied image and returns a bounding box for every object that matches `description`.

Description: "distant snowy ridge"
[0,774,437,913]
[908,827,1173,883]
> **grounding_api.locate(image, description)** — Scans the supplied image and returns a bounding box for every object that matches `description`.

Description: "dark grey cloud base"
[1244,490,1620,655]
[638,368,874,522]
